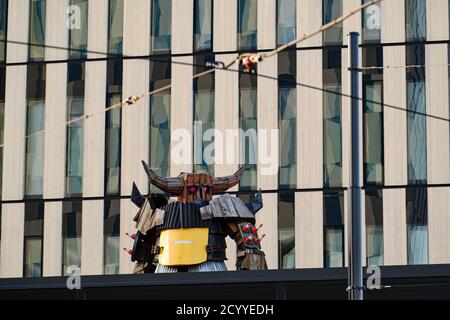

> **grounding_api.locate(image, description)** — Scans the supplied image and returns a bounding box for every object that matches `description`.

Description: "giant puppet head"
[141,161,246,202]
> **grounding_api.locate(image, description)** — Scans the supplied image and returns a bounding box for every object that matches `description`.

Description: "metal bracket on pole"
[347,32,364,301]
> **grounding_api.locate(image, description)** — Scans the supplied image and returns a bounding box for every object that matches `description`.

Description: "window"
[193,54,215,175]
[62,201,82,275]
[365,189,383,266]
[104,199,120,274]
[405,0,426,42]
[323,48,342,188]
[239,70,257,191]
[25,64,46,198]
[278,50,296,189]
[69,0,88,59]
[151,0,172,53]
[406,188,428,265]
[237,0,257,50]
[194,0,212,52]
[105,60,122,195]
[363,47,384,185]
[277,0,296,45]
[362,0,381,43]
[323,0,342,45]
[149,58,171,192]
[24,202,44,277]
[0,67,5,197]
[406,45,426,185]
[323,191,344,268]
[108,0,123,55]
[29,0,46,61]
[278,191,295,269]
[0,0,7,62]
[66,62,85,196]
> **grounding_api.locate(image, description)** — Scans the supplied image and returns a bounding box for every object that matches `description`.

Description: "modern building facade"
[0,0,449,279]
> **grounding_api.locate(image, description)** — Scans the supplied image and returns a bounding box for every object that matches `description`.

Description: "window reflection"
[278,50,297,189]
[0,0,7,62]
[365,189,383,266]
[29,0,46,61]
[108,0,123,55]
[62,201,82,275]
[278,191,295,269]
[406,188,428,265]
[239,71,257,191]
[194,0,212,52]
[66,62,85,196]
[323,0,342,45]
[193,54,215,175]
[25,64,46,198]
[277,0,296,45]
[104,199,120,274]
[362,0,381,43]
[406,0,426,42]
[238,0,257,50]
[323,191,344,268]
[149,58,171,192]
[151,0,172,53]
[24,202,44,277]
[69,0,88,59]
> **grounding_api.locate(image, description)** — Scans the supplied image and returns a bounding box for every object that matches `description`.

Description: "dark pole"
[347,31,363,301]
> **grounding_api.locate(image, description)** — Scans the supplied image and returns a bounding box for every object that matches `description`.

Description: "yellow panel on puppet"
[159,228,209,266]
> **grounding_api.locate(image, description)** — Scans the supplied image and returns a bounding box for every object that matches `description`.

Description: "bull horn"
[212,165,247,194]
[141,160,183,195]
[131,182,146,209]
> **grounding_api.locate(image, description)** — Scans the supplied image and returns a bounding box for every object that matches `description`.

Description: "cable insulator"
[124,96,140,105]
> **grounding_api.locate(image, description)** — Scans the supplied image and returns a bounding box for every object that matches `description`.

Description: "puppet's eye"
[188,186,198,193]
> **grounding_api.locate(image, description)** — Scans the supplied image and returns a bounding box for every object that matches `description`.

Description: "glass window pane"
[108,0,123,55]
[407,226,428,265]
[69,0,88,59]
[406,0,426,41]
[238,0,257,50]
[323,0,342,45]
[104,199,120,274]
[29,0,46,60]
[277,0,296,45]
[324,192,344,268]
[151,0,172,53]
[62,202,82,275]
[105,95,121,195]
[194,0,212,51]
[24,237,42,277]
[25,100,45,196]
[362,0,381,43]
[0,0,7,62]
[324,227,344,268]
[365,190,383,266]
[239,80,257,191]
[66,98,84,195]
[194,90,215,175]
[278,192,295,269]
[104,236,120,274]
[278,88,296,189]
[407,80,427,184]
[406,188,428,265]
[364,81,383,185]
[323,86,342,188]
[63,237,81,274]
[150,93,170,186]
